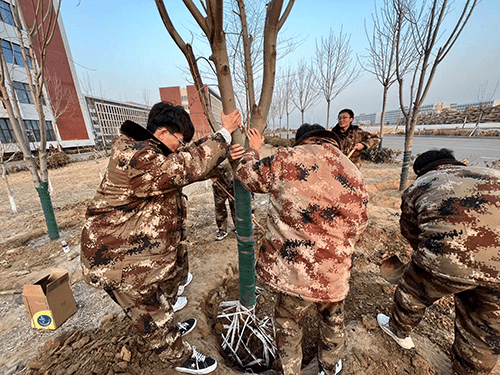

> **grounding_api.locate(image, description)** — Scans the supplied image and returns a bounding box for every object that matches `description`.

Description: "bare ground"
[0,145,498,375]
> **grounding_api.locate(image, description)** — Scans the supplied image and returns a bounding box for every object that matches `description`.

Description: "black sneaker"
[175,346,217,374]
[178,318,197,337]
[215,230,228,241]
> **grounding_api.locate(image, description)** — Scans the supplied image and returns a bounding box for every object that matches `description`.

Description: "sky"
[60,0,500,128]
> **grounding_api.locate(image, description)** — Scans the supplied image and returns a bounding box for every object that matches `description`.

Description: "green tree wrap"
[399,150,412,191]
[234,179,256,307]
[35,181,59,240]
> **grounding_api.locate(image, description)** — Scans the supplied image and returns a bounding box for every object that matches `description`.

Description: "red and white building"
[159,85,222,140]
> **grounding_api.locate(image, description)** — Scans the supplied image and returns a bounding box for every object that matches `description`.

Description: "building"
[159,85,222,139]
[0,0,93,150]
[354,112,379,126]
[85,96,150,148]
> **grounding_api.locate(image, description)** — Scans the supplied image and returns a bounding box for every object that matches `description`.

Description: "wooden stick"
[347,148,356,159]
[213,179,264,231]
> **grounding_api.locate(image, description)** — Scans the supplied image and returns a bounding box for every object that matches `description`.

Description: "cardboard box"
[22,269,77,330]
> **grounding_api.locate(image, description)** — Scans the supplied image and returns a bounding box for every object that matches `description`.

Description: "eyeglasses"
[338,116,351,120]
[169,131,186,147]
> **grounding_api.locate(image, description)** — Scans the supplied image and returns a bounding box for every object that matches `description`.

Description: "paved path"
[380,135,500,165]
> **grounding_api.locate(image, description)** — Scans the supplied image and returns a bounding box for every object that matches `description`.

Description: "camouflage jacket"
[236,131,369,302]
[400,165,500,287]
[81,121,229,289]
[331,124,380,167]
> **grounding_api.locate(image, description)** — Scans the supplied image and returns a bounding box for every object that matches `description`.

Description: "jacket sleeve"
[130,133,229,197]
[399,187,421,250]
[235,147,282,193]
[360,130,380,150]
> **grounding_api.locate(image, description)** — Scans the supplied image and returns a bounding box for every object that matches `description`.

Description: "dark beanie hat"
[413,148,466,177]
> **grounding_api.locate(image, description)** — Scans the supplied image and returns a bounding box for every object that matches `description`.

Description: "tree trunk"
[326,99,331,130]
[398,112,418,191]
[378,85,389,149]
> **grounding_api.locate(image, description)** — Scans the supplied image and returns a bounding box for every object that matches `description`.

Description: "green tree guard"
[399,150,412,191]
[234,179,256,308]
[35,181,59,240]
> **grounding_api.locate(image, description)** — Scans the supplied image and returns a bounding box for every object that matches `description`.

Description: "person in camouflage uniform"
[377,148,500,375]
[211,161,236,240]
[331,108,380,168]
[230,124,369,375]
[80,102,241,374]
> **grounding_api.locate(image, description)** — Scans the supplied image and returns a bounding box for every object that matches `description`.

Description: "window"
[1,40,13,63]
[23,120,55,142]
[12,43,25,67]
[0,118,15,143]
[1,40,32,68]
[0,1,15,27]
[13,81,33,104]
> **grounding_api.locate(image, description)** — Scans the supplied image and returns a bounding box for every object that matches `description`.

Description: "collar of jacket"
[294,130,340,148]
[416,159,466,177]
[332,124,358,136]
[120,120,172,156]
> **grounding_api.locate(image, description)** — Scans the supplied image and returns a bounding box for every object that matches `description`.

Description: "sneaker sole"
[173,297,188,312]
[175,361,217,374]
[377,314,415,349]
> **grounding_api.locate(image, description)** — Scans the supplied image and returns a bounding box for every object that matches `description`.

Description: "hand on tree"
[229,144,245,162]
[221,109,242,134]
[248,128,264,151]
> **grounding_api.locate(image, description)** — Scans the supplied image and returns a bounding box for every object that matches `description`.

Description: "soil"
[0,145,498,375]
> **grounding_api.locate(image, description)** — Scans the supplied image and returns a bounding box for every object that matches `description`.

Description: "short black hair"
[338,108,354,118]
[295,123,325,142]
[146,102,195,143]
[413,148,462,176]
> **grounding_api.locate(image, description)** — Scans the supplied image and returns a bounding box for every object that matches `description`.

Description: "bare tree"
[281,64,295,137]
[292,58,320,124]
[155,0,294,367]
[361,0,415,146]
[476,80,499,124]
[45,74,77,151]
[224,0,302,128]
[315,27,360,129]
[1,0,64,238]
[394,0,479,190]
[0,144,19,213]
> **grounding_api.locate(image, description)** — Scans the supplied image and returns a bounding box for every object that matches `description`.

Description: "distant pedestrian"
[231,124,368,375]
[81,102,241,374]
[377,148,500,375]
[331,108,380,168]
[211,161,236,241]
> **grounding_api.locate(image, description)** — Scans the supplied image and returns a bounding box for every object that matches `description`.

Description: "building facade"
[159,85,222,140]
[84,96,150,148]
[0,0,93,151]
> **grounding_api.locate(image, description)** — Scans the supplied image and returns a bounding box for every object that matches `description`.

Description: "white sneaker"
[173,296,188,312]
[178,272,194,296]
[377,313,415,349]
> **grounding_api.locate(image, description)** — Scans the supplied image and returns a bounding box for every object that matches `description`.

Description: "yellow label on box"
[32,310,55,329]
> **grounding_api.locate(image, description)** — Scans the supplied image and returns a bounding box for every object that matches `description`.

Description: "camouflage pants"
[275,293,346,375]
[213,181,235,232]
[104,245,191,366]
[391,262,500,375]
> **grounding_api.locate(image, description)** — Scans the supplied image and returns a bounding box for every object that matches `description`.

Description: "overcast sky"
[60,0,500,127]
